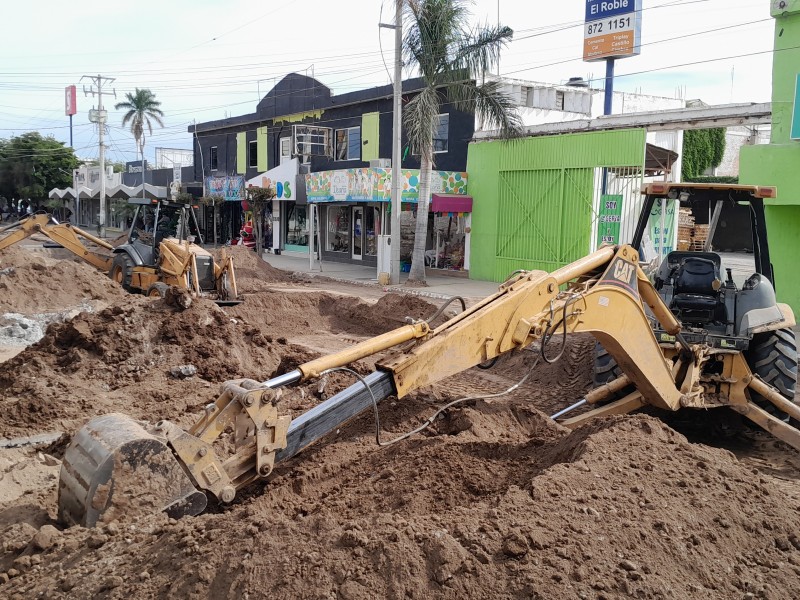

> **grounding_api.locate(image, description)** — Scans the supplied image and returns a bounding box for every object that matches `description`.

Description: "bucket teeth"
[58,413,206,528]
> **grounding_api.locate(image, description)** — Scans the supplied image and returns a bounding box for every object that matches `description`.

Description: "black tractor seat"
[670,256,722,322]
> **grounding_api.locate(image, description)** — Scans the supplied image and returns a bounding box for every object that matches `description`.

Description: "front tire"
[746,328,798,420]
[146,282,169,299]
[109,253,134,290]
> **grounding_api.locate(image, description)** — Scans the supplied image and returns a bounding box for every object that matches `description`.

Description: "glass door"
[352,206,363,260]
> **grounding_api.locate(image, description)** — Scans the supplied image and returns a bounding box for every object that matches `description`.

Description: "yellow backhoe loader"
[0,199,240,305]
[57,184,799,527]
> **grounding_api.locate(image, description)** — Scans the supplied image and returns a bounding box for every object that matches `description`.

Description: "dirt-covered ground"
[1,243,799,599]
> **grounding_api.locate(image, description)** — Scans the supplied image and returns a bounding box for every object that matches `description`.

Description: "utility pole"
[81,74,115,237]
[380,0,402,284]
[379,1,403,284]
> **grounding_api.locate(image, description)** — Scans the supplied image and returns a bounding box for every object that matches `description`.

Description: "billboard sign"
[584,0,642,62]
[205,175,245,201]
[126,160,146,174]
[246,158,303,201]
[65,85,77,116]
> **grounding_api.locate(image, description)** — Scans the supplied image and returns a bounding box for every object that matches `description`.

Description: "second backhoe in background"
[0,198,241,305]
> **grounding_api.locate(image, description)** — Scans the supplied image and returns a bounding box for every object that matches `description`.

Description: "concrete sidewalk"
[260,252,500,301]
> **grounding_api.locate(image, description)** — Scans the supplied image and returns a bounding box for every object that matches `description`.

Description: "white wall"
[479,77,686,136]
[714,125,770,177]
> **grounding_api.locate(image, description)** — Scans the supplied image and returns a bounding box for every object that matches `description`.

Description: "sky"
[0,0,776,165]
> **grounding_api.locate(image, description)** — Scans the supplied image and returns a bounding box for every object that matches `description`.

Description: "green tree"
[0,132,79,205]
[245,186,276,255]
[682,128,726,180]
[403,0,521,284]
[114,88,164,181]
[114,88,164,153]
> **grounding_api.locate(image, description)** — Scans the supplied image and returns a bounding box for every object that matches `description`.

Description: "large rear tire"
[593,342,624,388]
[746,328,798,420]
[109,253,134,290]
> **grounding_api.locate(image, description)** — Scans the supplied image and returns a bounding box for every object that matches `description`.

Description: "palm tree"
[114,88,164,194]
[402,0,521,284]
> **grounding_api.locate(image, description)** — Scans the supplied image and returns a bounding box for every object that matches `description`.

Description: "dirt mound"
[2,239,800,599]
[3,403,800,599]
[0,291,439,438]
[0,297,316,437]
[0,249,124,314]
[230,291,441,339]
[219,246,292,286]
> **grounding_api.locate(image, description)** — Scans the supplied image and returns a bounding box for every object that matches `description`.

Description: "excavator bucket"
[58,413,207,527]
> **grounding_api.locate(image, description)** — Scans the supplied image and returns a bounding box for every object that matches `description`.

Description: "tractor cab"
[126,198,204,267]
[632,183,787,347]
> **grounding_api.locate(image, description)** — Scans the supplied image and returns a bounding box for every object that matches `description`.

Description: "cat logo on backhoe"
[613,260,635,284]
[600,257,639,298]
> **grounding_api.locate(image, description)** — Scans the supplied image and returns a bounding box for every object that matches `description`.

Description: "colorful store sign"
[246,158,303,201]
[205,175,245,201]
[305,168,467,203]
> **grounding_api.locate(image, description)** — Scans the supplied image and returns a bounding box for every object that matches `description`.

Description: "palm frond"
[403,85,441,164]
[446,81,522,139]
[452,24,513,77]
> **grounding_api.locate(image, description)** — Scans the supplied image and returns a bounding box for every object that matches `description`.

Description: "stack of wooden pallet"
[677,208,708,251]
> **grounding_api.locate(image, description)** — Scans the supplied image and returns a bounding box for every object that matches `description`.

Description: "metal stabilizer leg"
[559,392,645,430]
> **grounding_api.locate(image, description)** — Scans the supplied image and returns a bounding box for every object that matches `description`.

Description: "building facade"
[189,73,475,270]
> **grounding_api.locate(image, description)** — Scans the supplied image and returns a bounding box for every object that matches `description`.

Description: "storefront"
[247,158,308,255]
[321,203,382,265]
[306,167,470,272]
[204,175,245,244]
[425,194,473,272]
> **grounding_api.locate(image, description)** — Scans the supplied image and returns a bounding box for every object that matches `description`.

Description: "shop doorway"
[352,206,363,260]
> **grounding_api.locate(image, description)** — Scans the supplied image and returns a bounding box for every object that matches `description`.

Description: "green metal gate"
[467,129,648,282]
[496,167,594,274]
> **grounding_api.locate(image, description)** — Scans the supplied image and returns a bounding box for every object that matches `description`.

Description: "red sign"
[65,85,77,116]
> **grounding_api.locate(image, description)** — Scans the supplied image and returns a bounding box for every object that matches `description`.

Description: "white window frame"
[292,125,332,158]
[248,140,258,168]
[210,146,218,171]
[335,126,361,161]
[280,137,291,165]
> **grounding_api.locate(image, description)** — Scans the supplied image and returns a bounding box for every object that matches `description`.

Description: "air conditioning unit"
[369,159,391,169]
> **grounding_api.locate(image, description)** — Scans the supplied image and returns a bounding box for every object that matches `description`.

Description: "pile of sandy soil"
[1,244,800,599]
[0,291,440,439]
[216,246,292,292]
[2,401,800,599]
[0,247,124,314]
[229,290,444,339]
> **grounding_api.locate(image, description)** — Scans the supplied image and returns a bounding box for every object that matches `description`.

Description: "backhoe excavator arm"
[0,214,113,272]
[59,244,800,527]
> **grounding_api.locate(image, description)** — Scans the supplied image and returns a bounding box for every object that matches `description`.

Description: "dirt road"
[1,245,799,599]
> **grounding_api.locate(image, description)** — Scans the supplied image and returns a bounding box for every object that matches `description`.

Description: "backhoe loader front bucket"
[58,413,207,527]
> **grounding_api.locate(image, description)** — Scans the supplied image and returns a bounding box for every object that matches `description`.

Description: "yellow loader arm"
[59,245,800,526]
[0,214,113,272]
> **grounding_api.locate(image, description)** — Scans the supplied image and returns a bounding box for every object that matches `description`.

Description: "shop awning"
[431,194,472,213]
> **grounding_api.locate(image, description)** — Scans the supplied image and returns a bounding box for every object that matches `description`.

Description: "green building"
[739,2,800,314]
